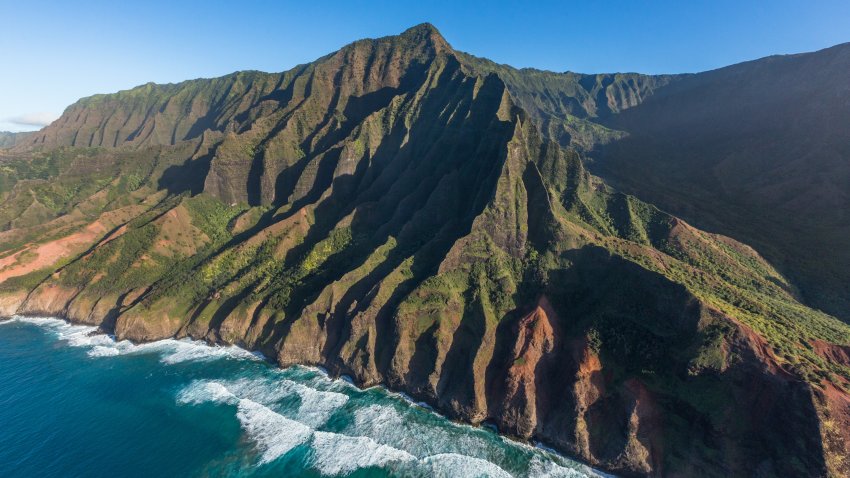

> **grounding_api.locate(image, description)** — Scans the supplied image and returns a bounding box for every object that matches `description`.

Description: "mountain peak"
[402,22,438,33]
[398,22,450,53]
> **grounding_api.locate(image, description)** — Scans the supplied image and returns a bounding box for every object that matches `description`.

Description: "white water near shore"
[0,315,612,478]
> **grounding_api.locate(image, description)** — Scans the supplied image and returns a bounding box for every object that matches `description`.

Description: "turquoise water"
[0,316,607,478]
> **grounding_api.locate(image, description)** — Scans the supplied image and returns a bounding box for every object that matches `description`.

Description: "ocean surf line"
[0,316,611,478]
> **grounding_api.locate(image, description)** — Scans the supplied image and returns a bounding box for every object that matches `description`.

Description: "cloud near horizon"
[5,111,59,128]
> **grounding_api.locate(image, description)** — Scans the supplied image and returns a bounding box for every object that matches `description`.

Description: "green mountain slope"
[456,52,679,150]
[454,45,850,324]
[18,71,283,149]
[1,25,849,477]
[589,43,850,323]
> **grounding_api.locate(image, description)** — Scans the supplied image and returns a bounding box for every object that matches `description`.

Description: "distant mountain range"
[1,24,848,477]
[0,131,33,149]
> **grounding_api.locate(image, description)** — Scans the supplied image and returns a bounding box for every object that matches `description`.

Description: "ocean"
[0,316,608,478]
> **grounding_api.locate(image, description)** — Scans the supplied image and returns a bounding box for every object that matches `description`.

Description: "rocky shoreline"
[1,312,616,478]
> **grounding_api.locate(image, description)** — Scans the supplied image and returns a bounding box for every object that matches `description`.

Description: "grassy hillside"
[591,43,850,322]
[1,24,849,477]
[457,51,680,150]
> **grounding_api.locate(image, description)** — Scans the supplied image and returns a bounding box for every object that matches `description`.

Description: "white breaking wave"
[3,316,99,341]
[4,316,604,477]
[351,402,508,463]
[1,316,68,327]
[182,376,349,429]
[158,339,259,364]
[176,379,412,469]
[214,377,293,404]
[347,400,611,477]
[176,380,238,405]
[2,315,257,364]
[311,431,417,475]
[394,390,434,411]
[525,455,606,478]
[421,453,513,478]
[177,380,314,464]
[237,398,313,464]
[290,381,349,428]
[353,403,405,430]
[176,380,525,476]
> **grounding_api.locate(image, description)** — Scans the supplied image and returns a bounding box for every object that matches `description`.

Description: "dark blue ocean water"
[0,316,607,478]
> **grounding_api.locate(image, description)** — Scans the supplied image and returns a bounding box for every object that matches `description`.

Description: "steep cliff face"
[1,24,849,477]
[457,44,850,324]
[18,72,283,150]
[457,52,680,150]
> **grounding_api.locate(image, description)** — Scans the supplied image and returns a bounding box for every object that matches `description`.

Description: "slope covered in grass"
[2,24,849,477]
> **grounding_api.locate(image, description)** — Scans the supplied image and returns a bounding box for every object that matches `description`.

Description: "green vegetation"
[457,51,677,150]
[1,24,849,477]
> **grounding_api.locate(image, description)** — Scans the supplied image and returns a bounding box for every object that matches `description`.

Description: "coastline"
[0,313,615,478]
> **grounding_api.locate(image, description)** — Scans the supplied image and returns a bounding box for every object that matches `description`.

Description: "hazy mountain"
[0,131,33,149]
[1,24,848,477]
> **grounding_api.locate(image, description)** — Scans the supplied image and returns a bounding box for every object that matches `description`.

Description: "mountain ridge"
[0,131,33,149]
[1,24,849,477]
[590,39,850,322]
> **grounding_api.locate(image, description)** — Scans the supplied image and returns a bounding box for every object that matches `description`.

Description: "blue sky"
[2,0,849,132]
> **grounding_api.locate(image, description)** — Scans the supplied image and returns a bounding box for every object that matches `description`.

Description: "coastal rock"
[0,290,27,316]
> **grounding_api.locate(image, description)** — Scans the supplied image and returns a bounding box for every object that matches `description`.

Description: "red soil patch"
[0,220,111,282]
[811,339,850,368]
[726,315,793,378]
[509,296,558,374]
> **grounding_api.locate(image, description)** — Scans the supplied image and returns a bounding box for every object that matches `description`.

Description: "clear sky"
[2,0,849,132]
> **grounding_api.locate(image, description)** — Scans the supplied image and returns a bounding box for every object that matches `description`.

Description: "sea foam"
[310,431,417,475]
[176,379,412,469]
[421,453,513,478]
[526,455,605,478]
[351,402,508,464]
[2,315,258,364]
[290,382,349,428]
[175,379,527,476]
[237,398,313,464]
[3,316,609,477]
[176,380,238,405]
